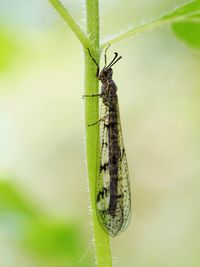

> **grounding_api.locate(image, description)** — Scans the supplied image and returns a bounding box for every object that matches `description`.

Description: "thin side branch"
[101,11,200,48]
[49,0,91,48]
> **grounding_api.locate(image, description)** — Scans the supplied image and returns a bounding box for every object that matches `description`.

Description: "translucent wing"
[95,97,131,237]
[117,100,131,232]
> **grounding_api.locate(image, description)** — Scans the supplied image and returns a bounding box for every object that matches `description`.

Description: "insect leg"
[82,93,100,99]
[87,48,100,77]
[88,114,108,127]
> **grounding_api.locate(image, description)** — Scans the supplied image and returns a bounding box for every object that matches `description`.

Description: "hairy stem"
[49,0,113,266]
[84,1,113,267]
[101,10,200,48]
[49,0,91,48]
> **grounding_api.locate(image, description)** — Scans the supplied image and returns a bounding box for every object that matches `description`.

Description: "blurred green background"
[0,0,200,267]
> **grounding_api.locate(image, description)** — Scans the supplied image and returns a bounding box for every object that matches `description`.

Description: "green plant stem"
[84,1,113,267]
[49,0,113,266]
[49,0,91,48]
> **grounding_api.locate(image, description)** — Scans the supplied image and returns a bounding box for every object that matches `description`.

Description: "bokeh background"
[0,0,200,267]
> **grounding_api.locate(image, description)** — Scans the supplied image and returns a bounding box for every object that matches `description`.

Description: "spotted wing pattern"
[95,99,131,237]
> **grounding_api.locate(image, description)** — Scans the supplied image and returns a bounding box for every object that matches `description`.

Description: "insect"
[85,46,131,237]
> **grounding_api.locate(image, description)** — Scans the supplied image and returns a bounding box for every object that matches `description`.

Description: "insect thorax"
[100,79,117,107]
[99,67,113,83]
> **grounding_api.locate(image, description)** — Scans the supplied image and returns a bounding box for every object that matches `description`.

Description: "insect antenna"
[107,52,118,68]
[104,43,110,67]
[109,55,122,68]
[107,52,122,69]
[87,48,100,77]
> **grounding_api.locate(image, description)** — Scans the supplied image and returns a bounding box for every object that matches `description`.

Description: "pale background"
[0,1,200,267]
